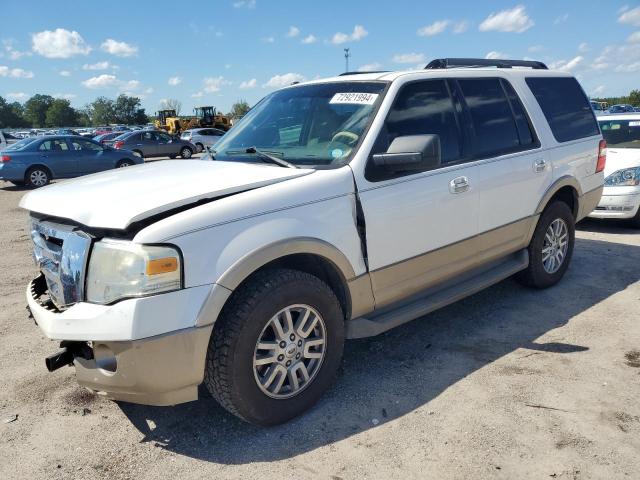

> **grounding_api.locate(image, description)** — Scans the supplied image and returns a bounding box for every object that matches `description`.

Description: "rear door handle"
[449,176,470,194]
[533,158,547,173]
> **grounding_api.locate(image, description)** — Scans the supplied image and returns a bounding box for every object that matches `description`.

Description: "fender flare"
[534,176,582,216]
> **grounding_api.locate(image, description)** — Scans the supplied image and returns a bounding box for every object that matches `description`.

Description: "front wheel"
[516,201,575,288]
[180,147,193,159]
[204,268,344,425]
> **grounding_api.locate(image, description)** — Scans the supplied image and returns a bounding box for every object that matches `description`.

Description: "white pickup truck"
[22,58,604,425]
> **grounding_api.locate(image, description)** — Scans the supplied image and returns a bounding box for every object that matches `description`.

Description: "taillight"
[1,155,10,163]
[114,141,124,149]
[596,139,606,173]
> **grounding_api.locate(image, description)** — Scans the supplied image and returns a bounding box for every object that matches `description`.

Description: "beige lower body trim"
[75,325,213,406]
[370,216,538,309]
[347,274,376,318]
[577,186,603,221]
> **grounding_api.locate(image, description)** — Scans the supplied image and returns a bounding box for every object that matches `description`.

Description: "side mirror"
[372,134,441,173]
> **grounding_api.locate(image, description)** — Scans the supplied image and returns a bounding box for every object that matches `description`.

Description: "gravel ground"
[0,178,639,480]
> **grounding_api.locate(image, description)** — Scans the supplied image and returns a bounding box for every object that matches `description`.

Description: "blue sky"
[1,1,639,115]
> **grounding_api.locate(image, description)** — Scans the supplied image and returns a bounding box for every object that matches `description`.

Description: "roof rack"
[425,58,548,70]
[339,71,389,76]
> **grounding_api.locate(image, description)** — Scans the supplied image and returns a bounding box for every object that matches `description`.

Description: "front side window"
[526,77,599,142]
[38,139,69,151]
[458,78,521,156]
[213,81,387,167]
[599,119,640,149]
[71,139,103,151]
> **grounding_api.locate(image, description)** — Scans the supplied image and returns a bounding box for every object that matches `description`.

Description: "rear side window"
[458,78,521,156]
[526,77,599,142]
[501,80,535,146]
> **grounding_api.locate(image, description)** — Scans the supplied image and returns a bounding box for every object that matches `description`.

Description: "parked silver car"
[114,130,197,159]
[180,128,225,152]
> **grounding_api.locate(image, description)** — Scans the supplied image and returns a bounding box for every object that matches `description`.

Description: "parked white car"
[0,131,20,150]
[588,114,640,227]
[180,128,225,152]
[21,58,604,425]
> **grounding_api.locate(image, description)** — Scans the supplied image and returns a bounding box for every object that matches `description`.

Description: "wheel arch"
[535,176,582,220]
[24,164,54,182]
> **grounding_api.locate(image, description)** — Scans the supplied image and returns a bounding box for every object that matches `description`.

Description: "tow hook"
[45,341,93,372]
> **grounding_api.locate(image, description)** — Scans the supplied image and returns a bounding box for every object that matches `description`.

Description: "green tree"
[228,99,251,121]
[114,94,147,124]
[628,89,640,106]
[23,94,54,127]
[160,98,182,116]
[86,97,116,126]
[0,97,29,128]
[45,99,78,127]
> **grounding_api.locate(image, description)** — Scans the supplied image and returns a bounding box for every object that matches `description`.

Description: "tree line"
[0,94,149,129]
[591,89,640,107]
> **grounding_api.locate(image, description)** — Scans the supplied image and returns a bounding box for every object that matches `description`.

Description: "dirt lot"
[1,179,639,480]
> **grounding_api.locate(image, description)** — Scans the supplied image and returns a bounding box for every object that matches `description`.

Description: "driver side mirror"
[372,134,441,173]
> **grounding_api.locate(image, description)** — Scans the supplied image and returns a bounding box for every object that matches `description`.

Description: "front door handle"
[449,176,470,194]
[533,158,547,173]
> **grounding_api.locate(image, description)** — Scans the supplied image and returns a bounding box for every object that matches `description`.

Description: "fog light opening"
[93,344,117,374]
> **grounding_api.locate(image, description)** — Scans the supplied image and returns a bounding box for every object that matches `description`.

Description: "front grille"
[30,218,92,310]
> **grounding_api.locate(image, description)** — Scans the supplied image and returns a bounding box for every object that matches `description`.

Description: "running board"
[346,249,529,339]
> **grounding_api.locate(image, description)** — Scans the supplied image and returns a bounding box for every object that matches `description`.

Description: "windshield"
[599,119,640,149]
[213,81,387,167]
[4,137,37,151]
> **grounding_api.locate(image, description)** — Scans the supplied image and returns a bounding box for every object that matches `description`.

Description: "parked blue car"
[0,135,143,187]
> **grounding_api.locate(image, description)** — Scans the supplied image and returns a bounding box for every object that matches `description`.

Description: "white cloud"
[31,28,91,58]
[357,62,382,72]
[191,91,204,98]
[287,26,300,38]
[578,42,589,52]
[6,92,28,101]
[554,13,569,25]
[3,41,32,60]
[239,78,257,89]
[592,43,640,73]
[262,36,275,43]
[452,21,469,34]
[331,25,368,45]
[203,76,230,93]
[101,38,138,57]
[82,61,115,71]
[417,20,450,36]
[479,5,534,33]
[53,93,77,100]
[263,73,305,88]
[628,31,640,43]
[485,51,508,59]
[168,76,182,86]
[233,0,256,8]
[528,45,544,52]
[59,70,71,77]
[121,80,141,91]
[619,6,640,27]
[393,52,425,63]
[592,85,605,95]
[82,74,119,89]
[549,56,583,72]
[301,34,317,44]
[615,61,640,72]
[0,66,34,78]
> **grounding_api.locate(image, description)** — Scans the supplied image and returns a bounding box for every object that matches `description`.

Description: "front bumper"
[26,275,228,405]
[588,187,640,220]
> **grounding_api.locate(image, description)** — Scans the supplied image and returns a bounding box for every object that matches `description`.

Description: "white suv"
[21,58,604,425]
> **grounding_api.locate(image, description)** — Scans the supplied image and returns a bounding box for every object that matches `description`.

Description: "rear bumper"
[588,187,640,220]
[577,185,604,221]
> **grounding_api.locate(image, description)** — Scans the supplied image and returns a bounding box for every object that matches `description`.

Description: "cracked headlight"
[604,167,640,187]
[86,240,182,304]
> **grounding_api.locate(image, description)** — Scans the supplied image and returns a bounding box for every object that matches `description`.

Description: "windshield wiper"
[245,146,298,169]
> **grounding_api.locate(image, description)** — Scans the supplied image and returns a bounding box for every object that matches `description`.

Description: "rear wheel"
[180,147,193,159]
[204,268,344,425]
[25,167,50,188]
[116,159,133,168]
[516,201,575,288]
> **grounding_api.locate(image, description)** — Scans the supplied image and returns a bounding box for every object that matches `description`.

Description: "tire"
[195,142,204,153]
[516,201,575,288]
[204,268,345,425]
[180,147,193,159]
[116,160,133,168]
[169,155,177,159]
[25,166,50,188]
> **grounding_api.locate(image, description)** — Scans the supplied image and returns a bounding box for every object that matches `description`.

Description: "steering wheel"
[330,131,359,146]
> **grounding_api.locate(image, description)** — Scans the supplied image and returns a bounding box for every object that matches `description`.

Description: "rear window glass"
[599,119,640,149]
[458,78,520,156]
[526,77,599,142]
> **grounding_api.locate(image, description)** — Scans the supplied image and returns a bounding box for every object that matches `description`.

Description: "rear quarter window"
[526,77,599,143]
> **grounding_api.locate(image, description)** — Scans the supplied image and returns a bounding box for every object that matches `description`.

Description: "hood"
[20,160,313,230]
[604,147,640,176]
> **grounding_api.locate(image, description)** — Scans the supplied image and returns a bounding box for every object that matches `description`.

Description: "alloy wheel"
[29,170,48,187]
[542,218,569,274]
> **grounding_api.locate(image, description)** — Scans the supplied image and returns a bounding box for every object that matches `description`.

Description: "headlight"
[86,240,182,304]
[605,167,640,187]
